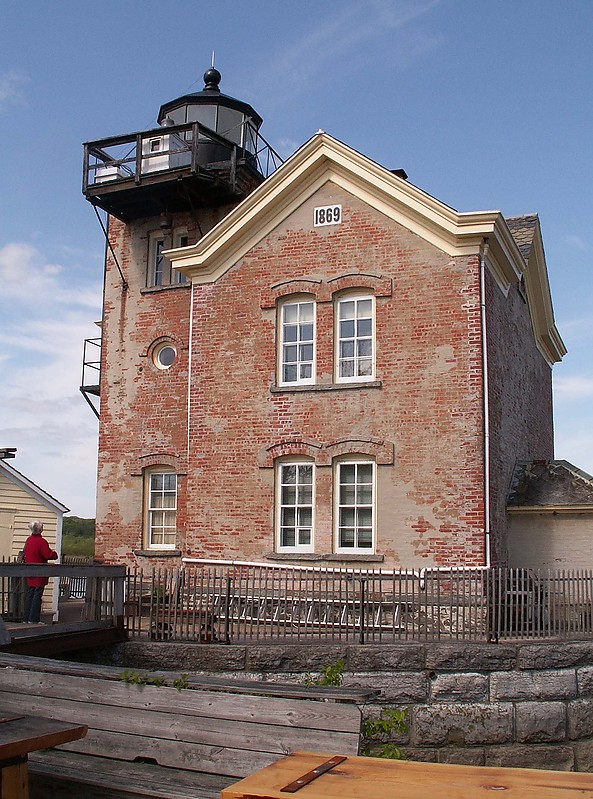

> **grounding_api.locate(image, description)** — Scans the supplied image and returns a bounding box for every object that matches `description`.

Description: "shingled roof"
[508,460,593,509]
[506,214,538,265]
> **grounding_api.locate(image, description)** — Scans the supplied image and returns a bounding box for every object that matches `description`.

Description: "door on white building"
[0,509,15,560]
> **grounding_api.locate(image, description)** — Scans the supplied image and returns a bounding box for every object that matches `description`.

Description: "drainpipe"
[187,282,195,460]
[480,240,492,568]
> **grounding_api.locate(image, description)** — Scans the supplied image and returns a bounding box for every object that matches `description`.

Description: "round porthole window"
[153,343,177,370]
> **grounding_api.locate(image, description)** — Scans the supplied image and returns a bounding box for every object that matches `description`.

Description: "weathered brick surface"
[245,644,347,673]
[568,699,593,740]
[412,703,513,746]
[491,669,577,701]
[485,268,553,563]
[437,748,486,766]
[518,642,593,670]
[95,181,553,568]
[515,701,566,742]
[574,741,593,772]
[578,666,593,696]
[485,744,574,771]
[347,644,425,672]
[96,639,593,771]
[430,673,488,702]
[353,672,428,703]
[425,642,516,671]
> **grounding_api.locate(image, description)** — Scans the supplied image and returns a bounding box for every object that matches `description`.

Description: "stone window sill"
[141,284,190,295]
[133,549,182,558]
[271,380,382,394]
[266,552,384,563]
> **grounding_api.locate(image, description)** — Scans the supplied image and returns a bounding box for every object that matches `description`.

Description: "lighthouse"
[81,69,280,561]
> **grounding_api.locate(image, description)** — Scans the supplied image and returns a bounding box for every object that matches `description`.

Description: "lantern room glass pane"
[217,106,243,144]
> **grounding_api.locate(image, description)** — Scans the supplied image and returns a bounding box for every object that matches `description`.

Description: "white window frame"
[173,230,189,284]
[148,232,166,287]
[334,459,376,553]
[148,229,190,287]
[146,468,177,549]
[335,294,375,383]
[278,298,316,386]
[276,460,315,552]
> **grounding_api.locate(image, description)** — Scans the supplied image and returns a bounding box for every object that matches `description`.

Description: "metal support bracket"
[281,756,347,793]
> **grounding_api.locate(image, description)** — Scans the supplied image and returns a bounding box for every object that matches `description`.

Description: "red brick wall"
[96,183,491,568]
[95,208,231,562]
[485,269,554,564]
[180,184,486,567]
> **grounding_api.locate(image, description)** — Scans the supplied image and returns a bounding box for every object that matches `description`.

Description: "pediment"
[166,132,565,363]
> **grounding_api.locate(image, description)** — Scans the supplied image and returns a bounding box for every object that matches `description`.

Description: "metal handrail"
[83,120,283,192]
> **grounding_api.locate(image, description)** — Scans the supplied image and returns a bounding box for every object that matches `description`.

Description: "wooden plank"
[60,728,282,778]
[0,715,87,760]
[0,670,362,732]
[221,751,593,799]
[30,750,233,799]
[0,654,377,702]
[0,693,360,756]
[1,761,28,799]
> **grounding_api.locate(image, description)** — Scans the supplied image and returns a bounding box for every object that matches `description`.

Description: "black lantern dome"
[157,68,263,143]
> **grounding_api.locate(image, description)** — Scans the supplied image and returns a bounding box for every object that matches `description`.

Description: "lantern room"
[82,68,281,222]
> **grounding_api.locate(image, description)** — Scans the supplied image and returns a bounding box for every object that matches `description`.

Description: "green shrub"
[304,658,345,687]
[361,708,408,759]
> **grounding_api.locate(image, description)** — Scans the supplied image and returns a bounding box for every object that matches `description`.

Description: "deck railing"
[124,564,593,643]
[0,562,126,626]
[4,560,591,642]
[83,120,283,191]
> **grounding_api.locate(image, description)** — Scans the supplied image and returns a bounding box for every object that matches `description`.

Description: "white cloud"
[0,240,101,516]
[565,234,590,252]
[0,69,28,110]
[0,242,99,307]
[554,375,593,401]
[251,0,441,104]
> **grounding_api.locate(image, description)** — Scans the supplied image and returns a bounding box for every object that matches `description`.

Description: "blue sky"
[1,0,591,517]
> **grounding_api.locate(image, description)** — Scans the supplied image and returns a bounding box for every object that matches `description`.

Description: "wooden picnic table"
[221,750,593,799]
[0,714,87,799]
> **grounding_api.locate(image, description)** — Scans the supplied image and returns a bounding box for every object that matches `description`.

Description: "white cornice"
[166,133,502,280]
[508,505,593,514]
[166,131,565,364]
[522,220,567,364]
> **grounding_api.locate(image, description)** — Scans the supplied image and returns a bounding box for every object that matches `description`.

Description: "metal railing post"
[359,578,366,644]
[224,574,233,645]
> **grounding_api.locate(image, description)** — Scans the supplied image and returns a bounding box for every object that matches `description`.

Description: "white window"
[335,460,375,552]
[279,300,315,385]
[173,232,188,284]
[336,295,375,382]
[146,470,177,548]
[277,461,314,551]
[148,229,190,287]
[153,342,177,370]
[149,236,166,287]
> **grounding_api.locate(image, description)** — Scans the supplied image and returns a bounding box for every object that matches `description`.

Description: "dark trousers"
[23,586,45,623]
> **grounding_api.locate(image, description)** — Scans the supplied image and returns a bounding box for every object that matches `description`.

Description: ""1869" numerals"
[314,205,342,227]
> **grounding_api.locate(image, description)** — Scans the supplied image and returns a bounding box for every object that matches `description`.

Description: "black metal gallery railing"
[83,119,283,193]
[123,565,593,644]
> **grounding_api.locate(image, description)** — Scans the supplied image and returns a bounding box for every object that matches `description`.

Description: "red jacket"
[23,534,58,587]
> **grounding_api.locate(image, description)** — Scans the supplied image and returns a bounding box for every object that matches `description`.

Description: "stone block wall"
[86,638,593,771]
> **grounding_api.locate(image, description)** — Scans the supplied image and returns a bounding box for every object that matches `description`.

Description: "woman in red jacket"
[22,520,58,624]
